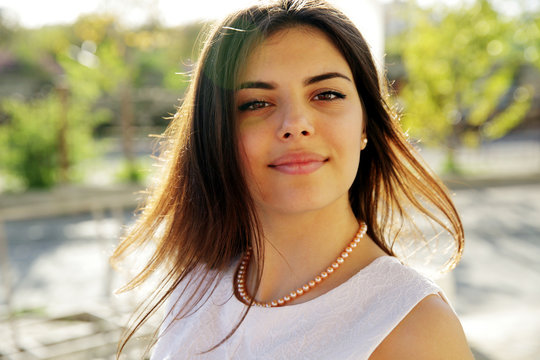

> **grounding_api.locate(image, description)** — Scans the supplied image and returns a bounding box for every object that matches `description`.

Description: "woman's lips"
[268,153,328,175]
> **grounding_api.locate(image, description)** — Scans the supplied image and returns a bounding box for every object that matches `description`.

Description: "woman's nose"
[277,102,315,140]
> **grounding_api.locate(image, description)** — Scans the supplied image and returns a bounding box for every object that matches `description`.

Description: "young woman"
[112,0,474,358]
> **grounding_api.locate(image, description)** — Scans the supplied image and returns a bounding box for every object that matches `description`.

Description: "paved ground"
[452,183,540,360]
[0,181,539,359]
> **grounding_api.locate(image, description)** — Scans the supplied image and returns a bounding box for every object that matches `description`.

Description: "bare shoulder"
[370,294,474,360]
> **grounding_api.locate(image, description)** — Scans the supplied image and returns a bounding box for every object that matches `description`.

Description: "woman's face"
[235,26,365,218]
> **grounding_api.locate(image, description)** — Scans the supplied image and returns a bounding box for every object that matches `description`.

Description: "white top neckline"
[152,255,448,359]
[227,255,393,312]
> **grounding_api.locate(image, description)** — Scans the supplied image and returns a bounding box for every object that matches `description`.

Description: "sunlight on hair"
[391,204,459,279]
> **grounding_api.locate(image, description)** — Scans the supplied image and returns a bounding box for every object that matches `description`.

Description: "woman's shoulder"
[346,245,473,358]
[369,293,474,359]
[357,238,439,290]
[355,253,440,296]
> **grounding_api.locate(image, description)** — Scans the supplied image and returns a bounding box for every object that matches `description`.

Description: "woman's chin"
[255,192,350,218]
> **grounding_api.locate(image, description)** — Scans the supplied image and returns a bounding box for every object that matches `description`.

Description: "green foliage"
[0,96,61,188]
[9,25,73,65]
[515,12,540,71]
[116,160,147,184]
[394,0,534,155]
[0,93,107,189]
[482,86,533,138]
[0,14,204,190]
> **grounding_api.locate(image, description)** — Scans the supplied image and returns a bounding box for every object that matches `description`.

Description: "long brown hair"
[111,0,464,356]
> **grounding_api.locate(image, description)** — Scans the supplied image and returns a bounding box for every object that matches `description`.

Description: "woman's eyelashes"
[238,90,346,112]
[313,90,346,101]
[238,100,271,112]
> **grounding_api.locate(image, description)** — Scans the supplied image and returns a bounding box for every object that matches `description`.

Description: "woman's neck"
[248,198,373,304]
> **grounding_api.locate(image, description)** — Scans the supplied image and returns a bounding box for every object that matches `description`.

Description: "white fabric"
[151,256,448,359]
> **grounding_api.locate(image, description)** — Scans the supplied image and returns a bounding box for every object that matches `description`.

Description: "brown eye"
[313,91,346,101]
[238,100,271,111]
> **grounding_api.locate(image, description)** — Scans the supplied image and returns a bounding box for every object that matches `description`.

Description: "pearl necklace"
[235,222,368,307]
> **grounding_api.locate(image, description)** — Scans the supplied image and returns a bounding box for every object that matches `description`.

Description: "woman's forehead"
[237,25,352,83]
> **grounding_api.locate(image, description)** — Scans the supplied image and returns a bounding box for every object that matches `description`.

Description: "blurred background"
[0,0,538,359]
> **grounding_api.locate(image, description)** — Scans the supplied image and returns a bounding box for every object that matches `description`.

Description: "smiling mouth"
[268,156,328,175]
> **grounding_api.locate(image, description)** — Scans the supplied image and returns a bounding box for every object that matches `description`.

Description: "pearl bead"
[234,223,367,307]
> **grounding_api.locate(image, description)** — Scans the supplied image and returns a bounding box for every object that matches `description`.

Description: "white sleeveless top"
[151,256,448,359]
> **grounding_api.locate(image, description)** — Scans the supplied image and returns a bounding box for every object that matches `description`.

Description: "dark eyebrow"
[237,81,275,90]
[304,72,352,85]
[237,72,351,90]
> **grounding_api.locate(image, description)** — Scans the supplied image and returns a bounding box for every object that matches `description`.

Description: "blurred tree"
[515,7,540,71]
[70,16,199,182]
[0,92,108,188]
[0,96,61,188]
[392,0,533,173]
[0,21,107,188]
[71,15,138,181]
[0,9,15,46]
[0,14,203,190]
